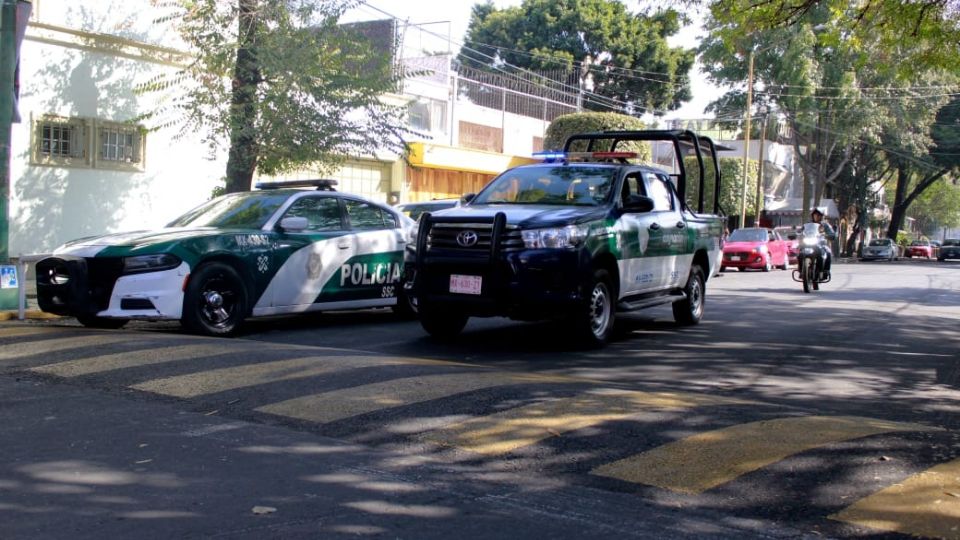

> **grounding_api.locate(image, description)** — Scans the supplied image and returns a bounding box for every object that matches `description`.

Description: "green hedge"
[544,112,651,161]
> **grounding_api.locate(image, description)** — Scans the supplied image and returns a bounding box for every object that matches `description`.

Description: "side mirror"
[461,193,476,204]
[622,195,655,213]
[279,216,309,233]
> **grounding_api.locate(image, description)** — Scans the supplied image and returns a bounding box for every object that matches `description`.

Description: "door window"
[345,200,390,230]
[644,173,674,211]
[282,197,344,232]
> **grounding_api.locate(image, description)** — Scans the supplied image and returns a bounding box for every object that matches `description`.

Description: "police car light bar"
[532,151,640,162]
[255,179,338,191]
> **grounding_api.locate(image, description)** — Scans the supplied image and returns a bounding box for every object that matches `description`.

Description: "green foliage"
[704,0,960,77]
[543,112,650,160]
[909,179,960,232]
[140,0,410,191]
[896,230,912,247]
[684,156,759,217]
[458,0,694,115]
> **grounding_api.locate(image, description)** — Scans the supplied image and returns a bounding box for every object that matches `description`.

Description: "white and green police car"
[36,180,413,335]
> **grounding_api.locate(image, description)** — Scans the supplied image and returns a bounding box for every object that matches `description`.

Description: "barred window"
[99,125,140,163]
[32,115,145,170]
[33,116,88,166]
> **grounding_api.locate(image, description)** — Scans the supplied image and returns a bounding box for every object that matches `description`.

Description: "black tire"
[75,314,128,329]
[802,258,813,293]
[762,257,772,272]
[720,266,727,272]
[181,262,248,336]
[569,269,616,347]
[673,266,705,326]
[419,303,468,339]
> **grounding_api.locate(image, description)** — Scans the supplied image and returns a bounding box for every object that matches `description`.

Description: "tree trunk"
[886,163,949,240]
[224,0,261,194]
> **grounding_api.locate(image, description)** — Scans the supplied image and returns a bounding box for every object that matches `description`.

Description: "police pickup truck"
[408,130,725,347]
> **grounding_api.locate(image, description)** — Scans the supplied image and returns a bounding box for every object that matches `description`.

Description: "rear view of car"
[939,239,960,261]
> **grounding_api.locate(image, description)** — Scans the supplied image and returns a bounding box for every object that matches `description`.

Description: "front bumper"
[411,249,589,319]
[36,256,189,320]
[722,251,767,269]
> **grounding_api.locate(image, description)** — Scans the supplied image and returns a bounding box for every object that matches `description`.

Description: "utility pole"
[738,49,754,229]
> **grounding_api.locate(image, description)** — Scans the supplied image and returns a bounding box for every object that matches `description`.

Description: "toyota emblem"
[456,230,479,247]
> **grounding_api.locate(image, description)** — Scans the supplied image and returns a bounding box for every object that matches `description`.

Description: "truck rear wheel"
[419,303,468,339]
[570,269,615,347]
[673,266,705,325]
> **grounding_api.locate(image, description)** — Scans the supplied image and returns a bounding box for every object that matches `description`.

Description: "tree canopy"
[143,0,410,193]
[458,0,694,116]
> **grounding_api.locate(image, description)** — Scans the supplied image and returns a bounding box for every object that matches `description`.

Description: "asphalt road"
[1,259,958,539]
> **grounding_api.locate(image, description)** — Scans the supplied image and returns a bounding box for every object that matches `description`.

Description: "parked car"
[721,227,790,272]
[35,179,415,336]
[395,199,459,221]
[938,239,960,261]
[773,226,800,264]
[906,240,935,259]
[860,238,900,261]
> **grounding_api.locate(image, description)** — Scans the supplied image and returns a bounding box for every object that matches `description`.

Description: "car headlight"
[122,254,182,274]
[521,224,589,249]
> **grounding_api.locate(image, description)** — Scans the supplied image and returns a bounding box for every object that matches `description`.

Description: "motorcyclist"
[809,208,835,278]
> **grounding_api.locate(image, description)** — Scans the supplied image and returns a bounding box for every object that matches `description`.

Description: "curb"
[0,310,61,321]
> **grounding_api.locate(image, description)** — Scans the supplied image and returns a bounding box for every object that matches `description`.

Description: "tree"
[144,0,409,193]
[700,0,960,76]
[458,0,694,115]
[885,95,960,239]
[908,180,960,236]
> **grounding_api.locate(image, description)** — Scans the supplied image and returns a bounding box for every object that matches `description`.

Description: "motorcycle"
[791,222,831,293]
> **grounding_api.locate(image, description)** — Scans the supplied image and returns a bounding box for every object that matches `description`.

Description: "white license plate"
[729,256,741,261]
[450,274,482,295]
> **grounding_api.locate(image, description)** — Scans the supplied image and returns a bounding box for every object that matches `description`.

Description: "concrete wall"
[10,2,224,255]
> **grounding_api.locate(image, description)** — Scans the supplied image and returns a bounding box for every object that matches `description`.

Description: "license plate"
[450,274,482,295]
[730,256,741,261]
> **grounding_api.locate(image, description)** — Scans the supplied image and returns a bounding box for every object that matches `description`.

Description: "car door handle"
[676,221,686,229]
[337,242,350,250]
[649,223,661,231]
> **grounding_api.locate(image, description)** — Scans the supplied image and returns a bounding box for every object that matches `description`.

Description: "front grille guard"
[415,212,508,292]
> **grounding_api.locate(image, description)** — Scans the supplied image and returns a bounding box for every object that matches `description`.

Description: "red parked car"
[722,227,790,272]
[906,240,935,259]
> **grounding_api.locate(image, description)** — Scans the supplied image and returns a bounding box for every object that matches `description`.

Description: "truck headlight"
[122,254,182,274]
[521,225,588,249]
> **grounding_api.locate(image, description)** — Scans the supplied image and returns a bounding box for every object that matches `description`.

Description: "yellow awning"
[408,142,537,175]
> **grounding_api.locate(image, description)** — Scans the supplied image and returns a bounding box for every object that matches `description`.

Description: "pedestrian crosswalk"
[2,324,958,538]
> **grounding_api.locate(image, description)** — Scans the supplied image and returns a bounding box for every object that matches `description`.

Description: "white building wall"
[453,101,547,157]
[11,3,225,255]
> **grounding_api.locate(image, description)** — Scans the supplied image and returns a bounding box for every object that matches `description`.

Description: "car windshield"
[910,241,928,246]
[868,239,892,246]
[472,166,616,206]
[944,239,960,247]
[728,229,768,242]
[167,192,291,229]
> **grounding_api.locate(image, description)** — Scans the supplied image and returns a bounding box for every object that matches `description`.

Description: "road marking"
[0,334,134,361]
[29,344,231,377]
[591,416,939,494]
[256,372,572,424]
[421,389,752,455]
[0,326,63,339]
[132,355,449,398]
[829,458,960,538]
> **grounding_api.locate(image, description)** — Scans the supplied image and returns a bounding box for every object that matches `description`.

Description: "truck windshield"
[473,166,616,206]
[167,192,291,229]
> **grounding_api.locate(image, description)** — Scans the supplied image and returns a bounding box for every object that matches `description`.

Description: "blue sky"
[342,1,723,120]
